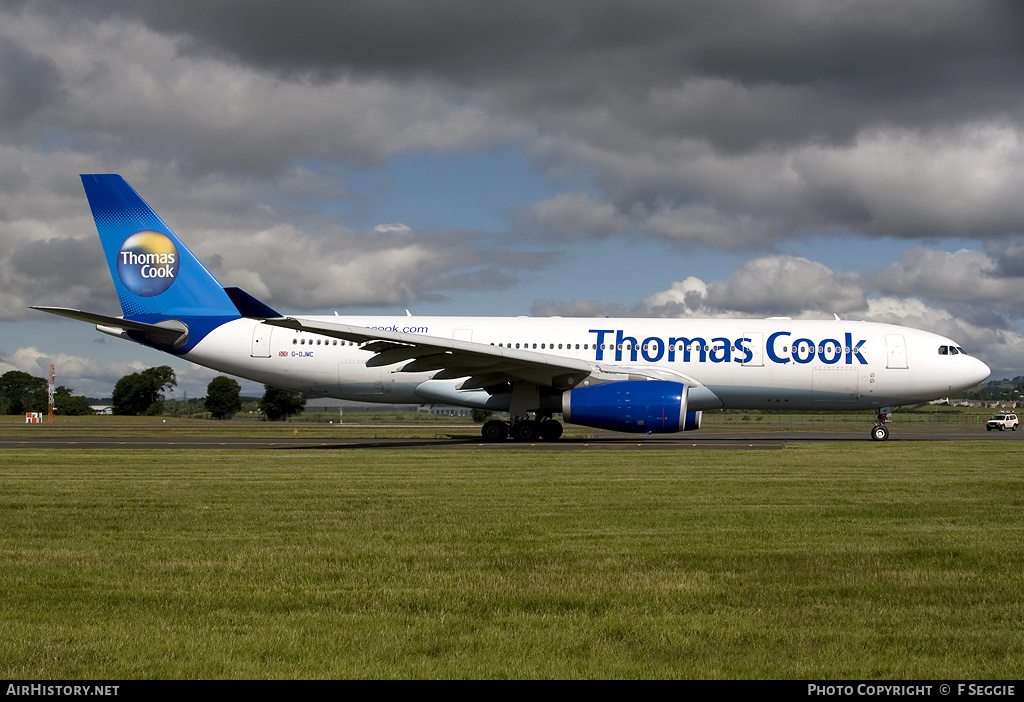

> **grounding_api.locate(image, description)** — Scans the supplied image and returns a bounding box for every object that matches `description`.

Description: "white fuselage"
[181,315,990,412]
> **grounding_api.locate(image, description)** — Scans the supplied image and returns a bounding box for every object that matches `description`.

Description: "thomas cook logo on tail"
[116,231,180,297]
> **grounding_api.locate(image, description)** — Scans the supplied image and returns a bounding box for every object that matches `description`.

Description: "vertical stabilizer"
[80,174,238,319]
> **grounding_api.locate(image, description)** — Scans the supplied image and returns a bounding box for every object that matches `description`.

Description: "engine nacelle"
[561,380,702,433]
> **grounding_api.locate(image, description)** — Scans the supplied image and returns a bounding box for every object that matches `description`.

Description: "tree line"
[1,367,306,420]
[0,371,93,415]
[111,366,306,419]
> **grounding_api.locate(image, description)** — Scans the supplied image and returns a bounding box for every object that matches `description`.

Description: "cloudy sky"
[3,0,1024,398]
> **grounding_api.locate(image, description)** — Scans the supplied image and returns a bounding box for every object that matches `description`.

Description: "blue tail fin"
[81,174,240,319]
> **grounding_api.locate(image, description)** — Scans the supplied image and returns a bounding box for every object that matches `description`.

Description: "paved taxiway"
[0,427,1017,450]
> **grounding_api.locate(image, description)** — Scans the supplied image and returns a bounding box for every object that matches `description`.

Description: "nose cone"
[969,356,992,387]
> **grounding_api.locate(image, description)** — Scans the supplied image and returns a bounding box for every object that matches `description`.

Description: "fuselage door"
[885,334,908,369]
[251,323,272,358]
[741,332,764,367]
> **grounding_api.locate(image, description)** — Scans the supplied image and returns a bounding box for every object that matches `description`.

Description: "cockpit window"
[938,345,948,355]
[956,347,967,354]
[949,346,959,355]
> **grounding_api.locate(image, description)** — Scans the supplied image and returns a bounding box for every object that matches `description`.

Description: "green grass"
[0,414,490,440]
[0,407,1004,441]
[1,443,1023,678]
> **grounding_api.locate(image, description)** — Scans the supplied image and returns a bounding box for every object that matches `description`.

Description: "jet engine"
[561,380,701,433]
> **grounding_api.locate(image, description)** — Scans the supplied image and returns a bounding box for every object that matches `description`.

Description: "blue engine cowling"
[561,380,702,433]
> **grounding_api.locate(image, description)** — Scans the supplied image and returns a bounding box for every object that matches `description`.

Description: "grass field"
[1,438,1022,679]
[0,406,1007,440]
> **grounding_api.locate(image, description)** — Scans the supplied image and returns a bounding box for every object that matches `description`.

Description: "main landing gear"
[481,416,563,442]
[871,407,893,441]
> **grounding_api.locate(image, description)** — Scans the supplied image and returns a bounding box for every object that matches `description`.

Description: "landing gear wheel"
[538,419,563,441]
[871,424,890,441]
[481,420,508,442]
[511,421,537,442]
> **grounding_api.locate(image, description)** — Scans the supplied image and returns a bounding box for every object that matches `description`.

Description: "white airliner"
[34,175,990,441]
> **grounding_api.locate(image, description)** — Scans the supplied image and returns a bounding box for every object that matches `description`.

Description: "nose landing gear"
[871,407,892,441]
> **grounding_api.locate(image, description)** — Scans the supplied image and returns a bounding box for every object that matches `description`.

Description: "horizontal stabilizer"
[30,306,189,348]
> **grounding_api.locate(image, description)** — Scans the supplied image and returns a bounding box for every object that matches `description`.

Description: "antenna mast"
[48,364,55,424]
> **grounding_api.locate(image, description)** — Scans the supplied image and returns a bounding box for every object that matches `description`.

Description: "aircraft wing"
[264,316,600,390]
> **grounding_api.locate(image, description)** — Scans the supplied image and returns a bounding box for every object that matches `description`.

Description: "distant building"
[419,404,473,417]
[941,399,1019,409]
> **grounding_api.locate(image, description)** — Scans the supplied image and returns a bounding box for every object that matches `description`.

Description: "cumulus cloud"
[0,153,554,319]
[0,39,62,132]
[5,12,525,175]
[5,0,1024,388]
[704,256,867,316]
[523,193,628,239]
[870,247,1024,307]
[194,222,551,310]
[528,124,1024,247]
[373,223,412,234]
[6,2,1024,254]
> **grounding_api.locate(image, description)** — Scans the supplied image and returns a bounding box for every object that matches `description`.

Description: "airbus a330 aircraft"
[34,175,990,441]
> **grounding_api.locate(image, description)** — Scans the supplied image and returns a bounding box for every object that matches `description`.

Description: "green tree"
[259,385,306,421]
[54,386,95,416]
[111,366,177,416]
[0,371,47,415]
[205,376,242,420]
